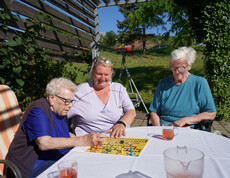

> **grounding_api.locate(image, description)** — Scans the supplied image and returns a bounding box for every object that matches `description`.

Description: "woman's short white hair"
[46,77,77,96]
[170,47,197,65]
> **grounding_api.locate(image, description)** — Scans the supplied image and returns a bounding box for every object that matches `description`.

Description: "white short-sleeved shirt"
[67,82,135,136]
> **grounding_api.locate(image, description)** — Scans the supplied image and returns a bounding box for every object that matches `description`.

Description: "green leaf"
[26,22,34,28]
[16,79,24,87]
[0,48,8,55]
[13,66,22,73]
[5,13,11,20]
[28,47,35,53]
[0,77,5,84]
[15,37,22,45]
[0,64,6,69]
[7,40,18,47]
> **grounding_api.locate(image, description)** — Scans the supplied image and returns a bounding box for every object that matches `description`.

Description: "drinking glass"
[162,123,177,140]
[47,171,58,178]
[58,160,78,178]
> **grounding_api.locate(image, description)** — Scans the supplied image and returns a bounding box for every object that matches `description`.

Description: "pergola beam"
[98,0,153,8]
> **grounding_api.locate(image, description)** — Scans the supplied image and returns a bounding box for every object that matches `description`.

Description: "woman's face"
[170,59,191,84]
[92,64,113,90]
[48,87,75,116]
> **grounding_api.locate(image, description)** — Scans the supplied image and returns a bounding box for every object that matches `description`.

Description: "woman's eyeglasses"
[55,95,75,105]
[170,65,188,72]
[96,59,113,64]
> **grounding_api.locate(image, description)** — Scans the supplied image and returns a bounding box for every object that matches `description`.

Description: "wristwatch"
[116,120,126,128]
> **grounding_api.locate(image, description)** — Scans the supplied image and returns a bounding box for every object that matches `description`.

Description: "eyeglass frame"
[55,95,75,105]
[170,64,189,72]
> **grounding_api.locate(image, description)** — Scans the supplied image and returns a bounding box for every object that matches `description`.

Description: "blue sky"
[15,1,172,36]
[98,6,173,36]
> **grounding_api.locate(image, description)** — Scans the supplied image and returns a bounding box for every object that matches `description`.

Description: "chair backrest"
[0,85,22,175]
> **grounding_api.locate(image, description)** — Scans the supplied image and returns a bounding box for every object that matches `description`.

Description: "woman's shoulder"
[74,82,94,98]
[190,74,207,82]
[188,74,210,88]
[77,82,93,91]
[159,76,173,85]
[110,82,126,90]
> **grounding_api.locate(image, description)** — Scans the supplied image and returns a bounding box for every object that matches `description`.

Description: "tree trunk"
[142,24,146,52]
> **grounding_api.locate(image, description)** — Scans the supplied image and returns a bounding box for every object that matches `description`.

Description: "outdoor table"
[36,126,230,178]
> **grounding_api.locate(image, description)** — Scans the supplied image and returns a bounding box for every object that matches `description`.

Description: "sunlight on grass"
[99,48,205,113]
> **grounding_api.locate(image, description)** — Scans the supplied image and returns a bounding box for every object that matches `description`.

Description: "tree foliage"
[171,0,230,120]
[117,2,169,51]
[117,4,142,46]
[202,0,230,120]
[118,0,230,120]
[99,31,117,47]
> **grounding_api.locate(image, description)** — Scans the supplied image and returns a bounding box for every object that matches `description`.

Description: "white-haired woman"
[68,57,136,138]
[149,47,216,129]
[6,78,106,178]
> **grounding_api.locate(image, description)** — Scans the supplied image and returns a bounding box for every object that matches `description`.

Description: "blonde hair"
[88,57,115,81]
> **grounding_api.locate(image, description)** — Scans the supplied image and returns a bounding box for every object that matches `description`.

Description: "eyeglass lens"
[170,66,187,72]
[55,95,74,105]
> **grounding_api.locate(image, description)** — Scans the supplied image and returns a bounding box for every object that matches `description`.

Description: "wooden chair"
[0,85,22,177]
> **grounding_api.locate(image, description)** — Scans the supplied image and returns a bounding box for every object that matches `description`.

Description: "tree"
[118,1,173,51]
[119,0,230,120]
[202,0,230,120]
[117,4,142,47]
[99,31,117,47]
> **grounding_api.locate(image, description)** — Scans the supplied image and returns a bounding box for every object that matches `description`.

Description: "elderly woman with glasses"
[68,57,136,138]
[149,47,216,129]
[6,78,107,178]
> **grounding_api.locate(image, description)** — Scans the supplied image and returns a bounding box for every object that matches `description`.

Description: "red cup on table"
[162,123,178,140]
[58,160,78,178]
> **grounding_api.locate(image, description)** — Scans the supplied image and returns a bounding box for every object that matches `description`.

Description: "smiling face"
[170,58,192,84]
[48,87,75,116]
[92,64,113,90]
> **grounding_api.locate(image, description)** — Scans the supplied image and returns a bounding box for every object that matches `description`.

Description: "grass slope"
[100,48,205,113]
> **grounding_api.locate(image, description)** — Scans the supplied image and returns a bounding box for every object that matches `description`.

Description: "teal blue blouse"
[149,74,216,128]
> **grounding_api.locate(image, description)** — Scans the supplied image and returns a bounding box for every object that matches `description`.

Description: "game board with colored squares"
[85,137,149,157]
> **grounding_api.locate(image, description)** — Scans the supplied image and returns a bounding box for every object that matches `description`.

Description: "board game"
[85,137,149,157]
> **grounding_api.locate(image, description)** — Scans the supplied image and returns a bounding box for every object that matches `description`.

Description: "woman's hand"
[173,117,189,127]
[83,133,107,146]
[107,123,126,138]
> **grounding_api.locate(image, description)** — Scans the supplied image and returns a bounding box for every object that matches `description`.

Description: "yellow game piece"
[119,146,121,152]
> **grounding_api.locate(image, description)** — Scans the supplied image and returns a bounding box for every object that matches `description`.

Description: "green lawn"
[100,47,205,113]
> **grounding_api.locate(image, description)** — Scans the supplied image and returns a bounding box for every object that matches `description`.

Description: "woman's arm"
[173,111,216,127]
[107,109,136,138]
[69,132,76,138]
[150,112,161,126]
[35,133,107,151]
[119,109,136,126]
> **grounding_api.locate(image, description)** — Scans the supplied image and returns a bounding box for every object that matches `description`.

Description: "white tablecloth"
[37,127,230,178]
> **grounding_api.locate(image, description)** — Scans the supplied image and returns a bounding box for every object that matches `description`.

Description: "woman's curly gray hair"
[46,77,77,96]
[170,47,197,65]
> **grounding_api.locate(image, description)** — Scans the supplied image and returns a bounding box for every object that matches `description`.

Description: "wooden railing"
[0,0,152,62]
[1,0,96,62]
